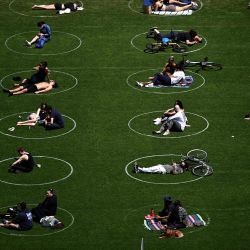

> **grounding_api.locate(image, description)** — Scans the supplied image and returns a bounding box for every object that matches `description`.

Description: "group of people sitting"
[137,56,186,88]
[17,103,65,130]
[153,100,188,136]
[3,61,58,96]
[0,189,62,231]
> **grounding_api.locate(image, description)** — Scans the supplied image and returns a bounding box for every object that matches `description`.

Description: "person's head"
[168,55,174,63]
[180,160,189,171]
[189,29,197,39]
[46,105,53,115]
[39,61,47,69]
[46,189,54,197]
[40,103,48,110]
[37,21,45,27]
[17,147,25,155]
[19,202,27,211]
[49,80,58,89]
[175,100,183,110]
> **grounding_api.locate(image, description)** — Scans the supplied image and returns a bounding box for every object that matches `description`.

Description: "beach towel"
[152,10,192,16]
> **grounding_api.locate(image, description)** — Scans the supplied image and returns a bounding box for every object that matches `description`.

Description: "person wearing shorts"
[152,0,193,11]
[32,1,82,12]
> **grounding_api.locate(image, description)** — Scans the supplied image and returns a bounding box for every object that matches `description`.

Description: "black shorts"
[54,2,63,10]
[26,84,38,93]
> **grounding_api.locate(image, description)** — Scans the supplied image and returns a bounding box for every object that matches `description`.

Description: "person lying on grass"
[13,61,49,87]
[137,65,185,88]
[32,1,83,14]
[152,0,196,11]
[25,21,51,48]
[153,100,189,136]
[8,147,35,174]
[0,202,33,231]
[150,27,202,45]
[3,80,58,96]
[17,103,48,127]
[133,160,188,174]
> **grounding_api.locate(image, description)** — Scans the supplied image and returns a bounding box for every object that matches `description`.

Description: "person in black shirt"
[9,148,35,173]
[0,202,33,231]
[31,189,57,223]
[44,106,65,130]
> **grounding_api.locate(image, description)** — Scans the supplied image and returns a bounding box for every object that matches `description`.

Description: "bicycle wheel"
[144,43,162,54]
[203,63,222,71]
[172,44,188,53]
[187,149,207,161]
[192,164,213,177]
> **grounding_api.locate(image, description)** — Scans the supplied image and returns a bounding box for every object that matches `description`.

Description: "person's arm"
[169,0,187,5]
[172,162,178,175]
[36,108,41,117]
[35,85,53,94]
[11,155,28,166]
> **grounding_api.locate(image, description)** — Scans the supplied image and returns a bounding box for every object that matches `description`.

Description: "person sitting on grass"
[152,0,195,11]
[31,189,57,223]
[17,103,48,127]
[137,65,185,88]
[44,106,64,130]
[150,27,202,45]
[14,61,49,87]
[133,160,188,174]
[9,148,35,174]
[153,100,188,136]
[0,202,33,231]
[32,1,83,14]
[3,80,58,96]
[26,21,51,48]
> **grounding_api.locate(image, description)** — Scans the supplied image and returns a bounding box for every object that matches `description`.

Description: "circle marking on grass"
[0,156,73,186]
[126,68,205,95]
[0,205,74,237]
[128,0,203,14]
[128,110,209,139]
[0,70,78,95]
[5,31,82,56]
[125,154,207,185]
[0,112,76,140]
[130,31,207,54]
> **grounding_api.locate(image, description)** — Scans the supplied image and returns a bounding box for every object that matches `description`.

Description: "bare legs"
[32,4,56,10]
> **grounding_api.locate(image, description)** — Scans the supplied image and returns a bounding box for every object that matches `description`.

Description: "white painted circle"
[125,154,206,185]
[128,110,209,139]
[131,31,207,54]
[128,0,203,15]
[0,70,78,96]
[5,31,82,56]
[9,0,83,18]
[126,68,205,95]
[0,156,73,186]
[0,112,76,140]
[0,205,74,237]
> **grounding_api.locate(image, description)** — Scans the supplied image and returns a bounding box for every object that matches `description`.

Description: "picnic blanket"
[152,10,193,16]
[145,75,194,88]
[144,213,206,231]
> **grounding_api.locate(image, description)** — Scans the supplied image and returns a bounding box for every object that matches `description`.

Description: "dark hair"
[53,81,58,88]
[48,188,54,194]
[174,200,182,207]
[46,105,53,114]
[189,29,197,39]
[40,103,47,110]
[40,61,47,68]
[37,21,45,27]
[19,202,27,211]
[175,100,183,109]
[17,147,25,153]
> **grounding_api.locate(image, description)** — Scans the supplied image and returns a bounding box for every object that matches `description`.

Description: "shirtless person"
[3,80,58,96]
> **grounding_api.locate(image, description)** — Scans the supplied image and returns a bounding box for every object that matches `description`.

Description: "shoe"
[133,162,139,173]
[25,40,31,46]
[2,88,9,93]
[150,27,158,31]
[152,130,161,135]
[8,92,13,97]
[136,81,143,87]
[163,130,170,136]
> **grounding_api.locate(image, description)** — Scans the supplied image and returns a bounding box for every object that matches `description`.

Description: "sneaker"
[25,40,31,46]
[133,162,139,173]
[150,27,158,31]
[2,88,9,93]
[152,130,161,135]
[64,8,71,14]
[136,81,143,87]
[163,130,170,136]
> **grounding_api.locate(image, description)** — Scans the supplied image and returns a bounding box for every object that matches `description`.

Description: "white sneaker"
[136,81,143,87]
[64,8,71,13]
[77,7,84,11]
[154,130,161,134]
[163,130,170,136]
[25,40,31,46]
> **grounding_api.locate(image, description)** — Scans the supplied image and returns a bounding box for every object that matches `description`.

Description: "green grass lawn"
[0,0,250,249]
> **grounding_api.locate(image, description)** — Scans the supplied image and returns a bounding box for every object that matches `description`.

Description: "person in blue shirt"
[44,106,64,130]
[26,21,52,48]
[0,202,33,231]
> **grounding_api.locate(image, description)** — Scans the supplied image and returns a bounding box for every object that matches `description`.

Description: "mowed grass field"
[0,0,250,249]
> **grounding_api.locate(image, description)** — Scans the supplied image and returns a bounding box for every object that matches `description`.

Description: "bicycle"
[182,149,213,177]
[178,54,222,72]
[144,29,188,54]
